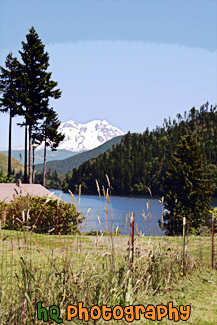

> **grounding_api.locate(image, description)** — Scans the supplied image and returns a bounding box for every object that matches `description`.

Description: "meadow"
[0,227,216,324]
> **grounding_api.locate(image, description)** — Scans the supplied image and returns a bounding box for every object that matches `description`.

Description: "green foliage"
[0,52,22,175]
[0,170,13,183]
[40,108,65,151]
[44,168,63,189]
[211,207,217,220]
[0,52,20,116]
[62,104,217,197]
[209,207,217,232]
[163,133,212,235]
[19,26,61,127]
[12,168,64,189]
[35,107,65,186]
[2,195,82,234]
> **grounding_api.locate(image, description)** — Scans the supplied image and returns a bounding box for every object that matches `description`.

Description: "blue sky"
[0,0,217,149]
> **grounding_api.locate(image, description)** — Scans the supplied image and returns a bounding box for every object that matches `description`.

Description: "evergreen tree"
[163,133,212,235]
[19,27,61,184]
[0,53,21,175]
[39,108,65,187]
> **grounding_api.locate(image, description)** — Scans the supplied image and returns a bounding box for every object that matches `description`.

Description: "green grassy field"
[0,230,216,324]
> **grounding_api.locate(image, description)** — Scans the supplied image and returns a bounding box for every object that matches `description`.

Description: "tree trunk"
[32,145,35,184]
[24,123,28,183]
[29,125,32,184]
[8,110,12,175]
[43,137,47,187]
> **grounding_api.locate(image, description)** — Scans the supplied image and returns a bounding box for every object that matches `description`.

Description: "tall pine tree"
[163,133,212,235]
[0,53,21,175]
[19,26,61,183]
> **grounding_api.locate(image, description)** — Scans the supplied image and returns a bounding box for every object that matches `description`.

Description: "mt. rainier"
[55,120,124,152]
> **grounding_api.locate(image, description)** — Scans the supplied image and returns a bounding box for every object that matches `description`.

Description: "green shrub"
[2,195,82,234]
[0,171,13,183]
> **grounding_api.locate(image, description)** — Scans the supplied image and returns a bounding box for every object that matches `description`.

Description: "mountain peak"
[48,119,124,152]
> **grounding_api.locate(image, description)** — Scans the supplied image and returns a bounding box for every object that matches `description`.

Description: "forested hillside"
[62,103,217,197]
[35,135,123,174]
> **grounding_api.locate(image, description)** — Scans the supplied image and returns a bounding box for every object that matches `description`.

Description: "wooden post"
[130,212,135,267]
[212,214,214,269]
[56,202,59,235]
[130,212,135,286]
[182,217,186,275]
[24,124,28,183]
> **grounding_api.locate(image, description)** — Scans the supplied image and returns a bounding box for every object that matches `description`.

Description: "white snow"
[36,120,124,152]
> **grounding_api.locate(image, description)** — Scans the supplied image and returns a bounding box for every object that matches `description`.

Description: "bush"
[1,195,82,234]
[0,171,13,183]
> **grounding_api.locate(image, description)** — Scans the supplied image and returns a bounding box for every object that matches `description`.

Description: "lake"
[50,190,217,236]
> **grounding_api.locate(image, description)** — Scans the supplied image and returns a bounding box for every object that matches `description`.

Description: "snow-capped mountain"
[38,120,124,152]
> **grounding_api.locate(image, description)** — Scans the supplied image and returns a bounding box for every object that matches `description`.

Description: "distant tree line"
[0,27,64,186]
[14,167,63,190]
[62,103,217,198]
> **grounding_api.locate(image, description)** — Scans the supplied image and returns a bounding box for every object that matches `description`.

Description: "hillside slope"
[35,135,123,174]
[0,152,24,174]
[0,149,77,165]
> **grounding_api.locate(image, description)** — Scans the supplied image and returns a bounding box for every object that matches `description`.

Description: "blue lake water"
[50,190,217,236]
